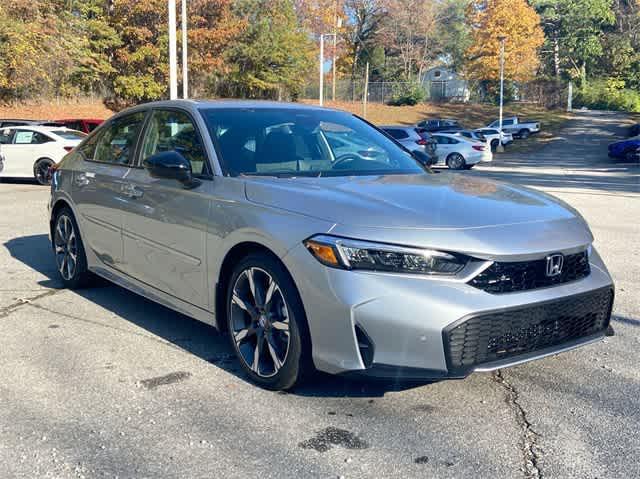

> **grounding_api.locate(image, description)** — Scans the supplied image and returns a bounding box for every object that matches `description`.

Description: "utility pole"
[567,81,573,112]
[181,0,188,99]
[332,1,338,102]
[497,36,506,153]
[168,0,178,100]
[363,62,370,119]
[319,34,325,106]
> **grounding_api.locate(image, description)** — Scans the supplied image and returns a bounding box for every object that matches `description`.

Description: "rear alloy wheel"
[53,208,92,289]
[34,159,54,186]
[491,139,499,151]
[227,255,311,390]
[446,153,466,170]
[624,150,638,162]
[519,129,530,139]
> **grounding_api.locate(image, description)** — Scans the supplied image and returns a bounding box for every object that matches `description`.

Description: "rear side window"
[0,129,14,144]
[384,129,409,140]
[92,112,146,166]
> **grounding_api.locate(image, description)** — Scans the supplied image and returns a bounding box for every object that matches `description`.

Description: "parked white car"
[0,126,86,184]
[431,133,492,169]
[474,128,514,150]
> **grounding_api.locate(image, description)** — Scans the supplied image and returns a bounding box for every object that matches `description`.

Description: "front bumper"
[284,244,614,379]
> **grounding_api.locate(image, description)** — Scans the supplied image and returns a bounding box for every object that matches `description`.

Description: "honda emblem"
[546,254,564,277]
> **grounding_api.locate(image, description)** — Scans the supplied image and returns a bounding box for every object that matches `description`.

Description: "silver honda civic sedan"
[48,100,614,390]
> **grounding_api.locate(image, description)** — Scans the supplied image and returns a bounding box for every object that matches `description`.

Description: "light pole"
[497,35,506,153]
[319,33,337,106]
[168,0,178,100]
[181,0,188,99]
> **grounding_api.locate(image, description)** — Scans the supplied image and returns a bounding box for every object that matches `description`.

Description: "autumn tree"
[465,0,545,82]
[186,0,245,96]
[342,0,386,82]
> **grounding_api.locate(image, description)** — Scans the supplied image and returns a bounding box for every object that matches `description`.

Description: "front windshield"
[200,107,425,177]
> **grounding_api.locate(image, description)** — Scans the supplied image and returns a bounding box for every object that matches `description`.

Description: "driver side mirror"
[143,151,200,189]
[412,149,434,167]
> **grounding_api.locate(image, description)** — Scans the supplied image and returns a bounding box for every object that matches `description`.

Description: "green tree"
[223,0,314,99]
[533,0,616,84]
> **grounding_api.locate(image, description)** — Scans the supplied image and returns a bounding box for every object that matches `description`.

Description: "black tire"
[446,153,466,170]
[34,158,54,186]
[490,139,499,151]
[464,164,475,170]
[52,207,93,289]
[624,150,638,162]
[226,253,312,390]
[518,129,530,139]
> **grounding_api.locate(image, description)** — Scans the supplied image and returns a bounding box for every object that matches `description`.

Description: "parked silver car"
[49,100,614,390]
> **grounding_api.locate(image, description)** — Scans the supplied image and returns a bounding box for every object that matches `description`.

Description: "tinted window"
[13,130,52,144]
[503,119,515,126]
[202,108,424,177]
[141,110,208,176]
[384,129,409,140]
[52,130,87,140]
[0,129,14,144]
[93,112,145,165]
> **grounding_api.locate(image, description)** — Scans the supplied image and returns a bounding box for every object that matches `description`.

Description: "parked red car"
[52,119,103,134]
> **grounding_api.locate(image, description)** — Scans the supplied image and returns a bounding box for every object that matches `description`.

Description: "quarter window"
[93,112,146,165]
[0,129,14,144]
[141,110,208,176]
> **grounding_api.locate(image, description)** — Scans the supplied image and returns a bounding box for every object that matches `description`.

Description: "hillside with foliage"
[0,0,638,111]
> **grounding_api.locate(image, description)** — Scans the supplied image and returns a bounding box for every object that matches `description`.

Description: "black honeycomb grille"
[444,288,613,372]
[469,251,590,294]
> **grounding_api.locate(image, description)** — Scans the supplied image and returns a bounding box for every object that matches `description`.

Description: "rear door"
[72,111,147,270]
[0,129,45,177]
[119,108,212,309]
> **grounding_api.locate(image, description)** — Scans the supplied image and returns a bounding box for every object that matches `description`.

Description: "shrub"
[574,79,640,113]
[388,82,427,106]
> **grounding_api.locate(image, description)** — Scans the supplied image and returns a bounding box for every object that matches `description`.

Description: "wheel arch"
[215,241,294,332]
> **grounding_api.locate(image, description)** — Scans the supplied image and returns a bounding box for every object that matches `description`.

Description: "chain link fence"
[302,78,569,109]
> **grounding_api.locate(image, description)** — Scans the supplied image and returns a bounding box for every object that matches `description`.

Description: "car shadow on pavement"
[5,234,427,397]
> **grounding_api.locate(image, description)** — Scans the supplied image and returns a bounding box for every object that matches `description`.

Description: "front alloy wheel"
[231,267,290,377]
[226,255,311,390]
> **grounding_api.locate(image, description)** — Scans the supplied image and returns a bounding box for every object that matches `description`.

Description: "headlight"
[304,235,468,275]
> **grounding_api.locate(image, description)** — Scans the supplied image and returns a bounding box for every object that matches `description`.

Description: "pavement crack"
[0,290,61,319]
[492,370,542,479]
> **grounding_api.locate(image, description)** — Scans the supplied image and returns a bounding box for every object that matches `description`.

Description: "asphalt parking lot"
[1,110,638,479]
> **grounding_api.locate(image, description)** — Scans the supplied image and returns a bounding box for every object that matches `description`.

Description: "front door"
[72,112,147,269]
[120,108,211,309]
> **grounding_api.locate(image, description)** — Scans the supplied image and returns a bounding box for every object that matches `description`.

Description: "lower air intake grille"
[444,288,613,373]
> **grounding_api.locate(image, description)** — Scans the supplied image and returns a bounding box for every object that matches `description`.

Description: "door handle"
[122,183,144,199]
[74,172,90,187]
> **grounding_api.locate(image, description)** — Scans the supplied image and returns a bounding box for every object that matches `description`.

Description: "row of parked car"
[380,116,541,170]
[0,118,104,184]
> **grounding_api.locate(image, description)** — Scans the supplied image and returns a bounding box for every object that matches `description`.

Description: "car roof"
[56,118,104,123]
[108,99,351,123]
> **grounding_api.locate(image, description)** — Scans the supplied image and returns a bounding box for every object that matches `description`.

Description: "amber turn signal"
[304,239,341,267]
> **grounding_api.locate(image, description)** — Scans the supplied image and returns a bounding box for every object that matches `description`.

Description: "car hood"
[244,173,581,230]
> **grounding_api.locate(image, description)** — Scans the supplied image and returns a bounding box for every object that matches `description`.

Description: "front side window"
[140,110,208,176]
[202,108,424,177]
[93,112,146,165]
[12,130,52,144]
